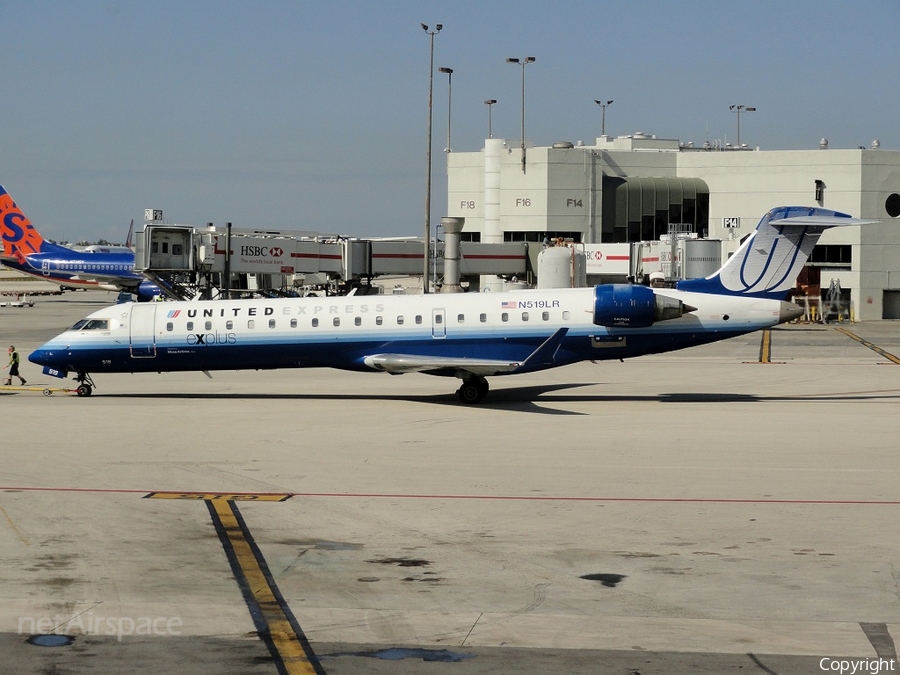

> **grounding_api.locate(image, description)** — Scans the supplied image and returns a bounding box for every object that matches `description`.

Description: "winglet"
[0,185,46,258]
[519,327,569,371]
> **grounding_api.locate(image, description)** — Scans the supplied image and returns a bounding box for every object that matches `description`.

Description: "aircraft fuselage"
[30,286,795,378]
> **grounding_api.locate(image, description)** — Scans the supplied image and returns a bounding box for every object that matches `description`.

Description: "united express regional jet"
[29,206,873,402]
[0,185,160,300]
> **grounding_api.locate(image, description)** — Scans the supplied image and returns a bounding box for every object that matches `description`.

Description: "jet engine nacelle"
[593,284,689,328]
[135,281,161,302]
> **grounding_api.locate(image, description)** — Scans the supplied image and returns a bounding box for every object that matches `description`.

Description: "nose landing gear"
[74,372,96,397]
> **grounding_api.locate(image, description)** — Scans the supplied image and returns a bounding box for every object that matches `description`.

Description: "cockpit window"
[70,318,109,331]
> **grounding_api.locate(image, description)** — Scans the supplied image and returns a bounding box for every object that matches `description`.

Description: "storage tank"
[681,239,721,279]
[537,246,586,288]
[440,216,465,293]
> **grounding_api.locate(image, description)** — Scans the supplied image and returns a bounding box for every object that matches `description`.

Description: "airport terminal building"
[447,135,900,320]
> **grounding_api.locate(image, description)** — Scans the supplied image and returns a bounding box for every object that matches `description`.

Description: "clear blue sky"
[2,0,897,243]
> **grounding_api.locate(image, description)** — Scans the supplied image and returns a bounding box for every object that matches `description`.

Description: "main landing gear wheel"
[456,376,489,404]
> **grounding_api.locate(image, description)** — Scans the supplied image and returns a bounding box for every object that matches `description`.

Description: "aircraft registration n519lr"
[30,207,874,403]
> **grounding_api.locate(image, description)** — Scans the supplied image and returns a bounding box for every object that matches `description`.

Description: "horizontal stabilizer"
[677,206,879,300]
[768,215,877,229]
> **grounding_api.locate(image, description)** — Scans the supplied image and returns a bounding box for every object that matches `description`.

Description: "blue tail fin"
[677,206,877,299]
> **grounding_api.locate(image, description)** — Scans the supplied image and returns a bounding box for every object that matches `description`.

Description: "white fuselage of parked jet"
[28,205,876,402]
[29,285,796,401]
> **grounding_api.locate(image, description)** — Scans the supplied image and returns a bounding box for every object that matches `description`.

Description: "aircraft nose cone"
[28,348,54,366]
[778,301,803,324]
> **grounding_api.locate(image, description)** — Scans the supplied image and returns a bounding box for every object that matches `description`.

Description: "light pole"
[421,23,442,293]
[729,104,756,147]
[438,67,453,152]
[594,99,613,136]
[507,56,535,173]
[484,99,497,139]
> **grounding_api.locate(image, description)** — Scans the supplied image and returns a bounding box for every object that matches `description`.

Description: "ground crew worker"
[4,345,26,386]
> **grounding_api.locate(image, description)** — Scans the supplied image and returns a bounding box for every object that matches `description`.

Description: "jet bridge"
[135,213,529,299]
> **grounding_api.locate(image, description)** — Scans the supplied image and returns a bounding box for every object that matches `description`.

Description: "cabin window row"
[56,263,130,271]
[165,310,571,332]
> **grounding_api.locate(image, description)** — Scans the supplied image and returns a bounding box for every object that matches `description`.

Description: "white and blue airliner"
[29,207,873,402]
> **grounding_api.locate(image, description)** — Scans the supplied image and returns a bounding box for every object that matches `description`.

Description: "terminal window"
[809,245,852,266]
[504,231,582,243]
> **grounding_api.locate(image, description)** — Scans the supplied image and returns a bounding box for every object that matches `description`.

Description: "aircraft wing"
[363,328,570,376]
[76,272,142,289]
[37,269,150,296]
[363,354,522,375]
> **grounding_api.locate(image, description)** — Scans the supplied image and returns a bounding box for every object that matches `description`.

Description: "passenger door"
[130,304,157,358]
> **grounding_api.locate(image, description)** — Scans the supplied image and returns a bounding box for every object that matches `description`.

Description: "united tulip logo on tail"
[0,187,44,257]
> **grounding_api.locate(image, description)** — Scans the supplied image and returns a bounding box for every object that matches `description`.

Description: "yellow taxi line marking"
[759,329,772,363]
[145,492,292,502]
[745,329,784,364]
[834,327,900,365]
[207,499,322,675]
[0,385,74,394]
[0,503,30,546]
